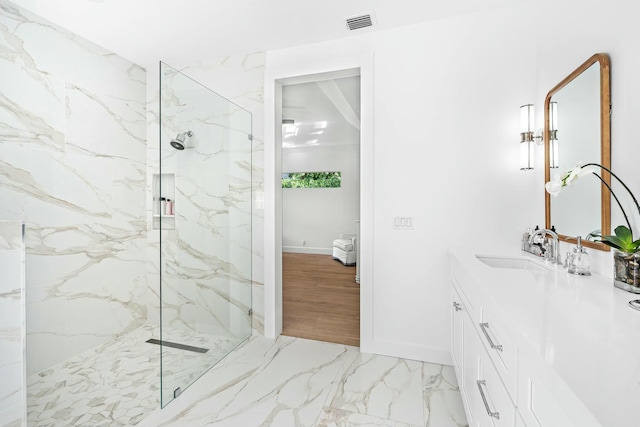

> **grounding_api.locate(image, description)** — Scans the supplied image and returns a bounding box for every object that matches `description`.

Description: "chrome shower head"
[170,138,185,150]
[170,131,193,150]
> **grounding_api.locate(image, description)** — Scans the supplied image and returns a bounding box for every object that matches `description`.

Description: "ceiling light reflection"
[282,123,298,136]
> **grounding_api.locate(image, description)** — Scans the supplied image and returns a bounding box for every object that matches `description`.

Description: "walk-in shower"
[0,1,253,421]
[1,2,252,424]
[169,130,193,150]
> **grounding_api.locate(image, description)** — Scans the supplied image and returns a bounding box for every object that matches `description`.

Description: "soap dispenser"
[568,236,591,276]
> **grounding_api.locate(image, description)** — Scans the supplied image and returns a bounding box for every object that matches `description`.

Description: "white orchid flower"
[545,170,564,197]
[545,163,600,197]
[562,166,581,186]
[545,179,563,197]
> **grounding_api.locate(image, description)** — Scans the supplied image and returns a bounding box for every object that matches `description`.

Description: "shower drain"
[145,338,209,354]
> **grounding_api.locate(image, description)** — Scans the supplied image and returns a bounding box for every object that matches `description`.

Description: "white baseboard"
[282,246,332,255]
[361,339,452,366]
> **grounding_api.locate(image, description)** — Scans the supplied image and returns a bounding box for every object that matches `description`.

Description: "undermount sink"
[476,255,550,271]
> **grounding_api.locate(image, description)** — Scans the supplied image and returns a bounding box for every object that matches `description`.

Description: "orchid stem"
[582,162,639,233]
[590,172,632,232]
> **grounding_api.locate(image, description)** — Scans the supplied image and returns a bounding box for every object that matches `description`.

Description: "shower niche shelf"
[153,173,176,230]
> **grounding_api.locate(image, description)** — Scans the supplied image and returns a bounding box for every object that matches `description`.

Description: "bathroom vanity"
[449,247,640,427]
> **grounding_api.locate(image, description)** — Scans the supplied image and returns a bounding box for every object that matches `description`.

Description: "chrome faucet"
[528,228,562,265]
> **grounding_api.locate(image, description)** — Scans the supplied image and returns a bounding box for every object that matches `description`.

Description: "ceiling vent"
[346,14,374,31]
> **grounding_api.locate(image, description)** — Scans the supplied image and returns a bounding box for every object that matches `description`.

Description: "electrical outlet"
[393,217,414,230]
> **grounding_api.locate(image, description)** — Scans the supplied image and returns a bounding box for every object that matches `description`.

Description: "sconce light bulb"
[519,104,536,171]
[550,101,558,131]
[520,140,534,170]
[520,104,534,133]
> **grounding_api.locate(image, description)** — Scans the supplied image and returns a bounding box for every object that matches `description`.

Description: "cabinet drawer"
[463,312,481,424]
[479,308,518,402]
[477,350,516,427]
[463,313,515,427]
[517,356,578,427]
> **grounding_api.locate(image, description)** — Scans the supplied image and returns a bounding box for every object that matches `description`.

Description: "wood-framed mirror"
[544,53,611,251]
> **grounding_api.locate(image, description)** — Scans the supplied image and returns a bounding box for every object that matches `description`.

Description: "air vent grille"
[346,14,373,31]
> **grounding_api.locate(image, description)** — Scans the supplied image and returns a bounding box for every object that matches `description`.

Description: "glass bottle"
[568,236,591,276]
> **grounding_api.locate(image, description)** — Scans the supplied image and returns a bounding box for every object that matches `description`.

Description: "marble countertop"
[449,247,640,427]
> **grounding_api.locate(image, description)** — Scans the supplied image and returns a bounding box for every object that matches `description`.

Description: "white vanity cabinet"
[452,274,516,427]
[448,248,625,427]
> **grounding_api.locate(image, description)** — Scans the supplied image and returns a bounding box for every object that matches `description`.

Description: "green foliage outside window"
[282,172,341,188]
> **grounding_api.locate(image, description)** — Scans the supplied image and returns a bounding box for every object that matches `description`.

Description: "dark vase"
[613,250,640,293]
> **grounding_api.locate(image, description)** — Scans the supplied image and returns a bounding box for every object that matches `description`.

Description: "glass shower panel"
[159,62,252,407]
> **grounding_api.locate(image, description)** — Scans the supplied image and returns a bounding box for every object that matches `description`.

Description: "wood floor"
[282,253,360,347]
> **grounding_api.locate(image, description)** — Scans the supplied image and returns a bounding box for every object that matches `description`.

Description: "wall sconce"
[519,104,544,171]
[549,101,559,168]
[520,104,535,170]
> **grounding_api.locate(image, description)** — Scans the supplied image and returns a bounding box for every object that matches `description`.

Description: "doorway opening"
[279,72,361,346]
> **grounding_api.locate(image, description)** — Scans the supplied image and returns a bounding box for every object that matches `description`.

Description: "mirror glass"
[545,53,611,250]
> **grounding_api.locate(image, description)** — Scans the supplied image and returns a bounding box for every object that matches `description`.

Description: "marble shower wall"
[0,1,147,375]
[146,53,265,333]
[0,221,25,427]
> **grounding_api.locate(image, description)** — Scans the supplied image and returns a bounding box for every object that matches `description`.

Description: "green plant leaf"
[614,225,633,243]
[591,226,640,253]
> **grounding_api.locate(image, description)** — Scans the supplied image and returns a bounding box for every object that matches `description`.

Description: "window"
[281,172,341,188]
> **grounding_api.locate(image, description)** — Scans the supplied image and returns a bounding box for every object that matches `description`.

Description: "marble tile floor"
[139,335,468,427]
[26,325,247,426]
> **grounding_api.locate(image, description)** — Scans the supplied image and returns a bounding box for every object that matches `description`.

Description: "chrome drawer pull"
[477,380,500,419]
[479,322,503,351]
[453,302,462,311]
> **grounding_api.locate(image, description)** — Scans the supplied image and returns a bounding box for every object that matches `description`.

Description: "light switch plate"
[393,217,414,230]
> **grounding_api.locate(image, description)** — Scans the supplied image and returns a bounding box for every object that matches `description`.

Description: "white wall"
[265,4,538,363]
[282,145,360,254]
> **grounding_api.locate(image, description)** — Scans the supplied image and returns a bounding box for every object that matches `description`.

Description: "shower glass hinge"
[174,387,182,399]
[248,134,253,141]
[248,308,253,316]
